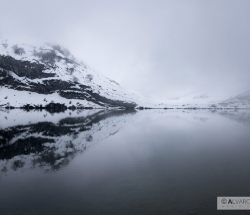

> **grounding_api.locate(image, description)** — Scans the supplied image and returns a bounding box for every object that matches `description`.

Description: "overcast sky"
[1,0,250,102]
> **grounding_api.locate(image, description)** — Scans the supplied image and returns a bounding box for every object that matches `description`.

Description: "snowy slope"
[0,41,137,109]
[154,91,250,109]
[152,92,223,109]
[219,91,250,108]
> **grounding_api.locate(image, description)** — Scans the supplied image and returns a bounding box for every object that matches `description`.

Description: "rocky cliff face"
[0,41,137,109]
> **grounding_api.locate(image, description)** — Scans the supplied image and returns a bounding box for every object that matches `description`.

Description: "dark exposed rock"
[0,55,55,79]
[0,47,137,109]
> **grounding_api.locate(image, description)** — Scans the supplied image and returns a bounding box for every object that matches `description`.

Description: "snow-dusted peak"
[0,40,137,109]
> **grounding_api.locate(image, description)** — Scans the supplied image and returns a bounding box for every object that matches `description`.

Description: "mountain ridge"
[0,41,137,109]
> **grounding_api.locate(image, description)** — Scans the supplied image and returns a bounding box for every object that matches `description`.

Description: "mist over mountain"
[1,0,250,103]
[1,40,250,110]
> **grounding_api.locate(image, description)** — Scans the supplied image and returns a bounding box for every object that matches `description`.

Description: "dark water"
[1,109,250,215]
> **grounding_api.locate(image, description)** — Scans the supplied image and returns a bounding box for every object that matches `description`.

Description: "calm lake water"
[1,109,250,215]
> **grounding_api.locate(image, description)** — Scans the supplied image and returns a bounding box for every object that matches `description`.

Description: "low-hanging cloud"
[1,0,250,102]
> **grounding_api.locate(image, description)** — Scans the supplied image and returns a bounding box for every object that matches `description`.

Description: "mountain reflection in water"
[1,109,250,215]
[0,109,135,172]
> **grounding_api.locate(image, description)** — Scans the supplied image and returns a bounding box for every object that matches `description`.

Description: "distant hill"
[219,91,250,108]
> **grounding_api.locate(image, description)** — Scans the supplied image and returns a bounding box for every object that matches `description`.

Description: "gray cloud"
[1,0,250,102]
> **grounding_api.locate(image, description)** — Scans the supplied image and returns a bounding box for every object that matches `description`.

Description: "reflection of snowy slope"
[0,41,136,108]
[218,110,250,126]
[0,110,135,172]
[0,109,99,129]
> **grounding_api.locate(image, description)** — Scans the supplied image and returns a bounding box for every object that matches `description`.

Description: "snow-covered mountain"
[155,91,250,109]
[153,92,223,109]
[219,91,250,108]
[0,41,137,109]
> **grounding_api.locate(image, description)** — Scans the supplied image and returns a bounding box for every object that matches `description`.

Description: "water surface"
[1,109,250,215]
